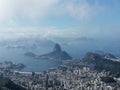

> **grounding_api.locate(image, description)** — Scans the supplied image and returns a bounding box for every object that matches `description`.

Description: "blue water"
[0,47,61,72]
[0,39,119,72]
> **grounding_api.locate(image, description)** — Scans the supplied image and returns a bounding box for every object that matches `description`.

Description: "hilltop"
[24,43,72,60]
[82,52,120,73]
[0,77,26,90]
[37,43,72,60]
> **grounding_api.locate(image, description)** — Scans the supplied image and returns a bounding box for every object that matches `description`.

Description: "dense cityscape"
[0,55,120,90]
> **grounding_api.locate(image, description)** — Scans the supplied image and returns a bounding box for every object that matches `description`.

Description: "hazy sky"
[0,0,120,39]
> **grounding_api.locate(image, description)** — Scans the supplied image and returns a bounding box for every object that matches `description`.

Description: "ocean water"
[0,47,61,72]
[0,39,119,72]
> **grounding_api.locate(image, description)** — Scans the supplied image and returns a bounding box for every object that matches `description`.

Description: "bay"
[0,47,61,72]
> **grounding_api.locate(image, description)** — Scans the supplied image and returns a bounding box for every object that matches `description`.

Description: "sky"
[0,0,120,39]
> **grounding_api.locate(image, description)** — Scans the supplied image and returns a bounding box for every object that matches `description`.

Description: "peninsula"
[36,43,72,60]
[24,43,72,60]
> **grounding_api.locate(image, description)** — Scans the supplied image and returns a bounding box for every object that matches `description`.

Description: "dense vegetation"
[82,52,120,73]
[0,77,27,90]
[101,77,116,83]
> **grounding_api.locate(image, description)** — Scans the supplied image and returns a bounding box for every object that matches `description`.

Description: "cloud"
[0,26,82,39]
[66,0,95,20]
[0,25,103,39]
[0,0,119,40]
[0,23,120,40]
[47,0,104,20]
[0,0,106,23]
[18,0,59,20]
[0,0,15,21]
[0,0,59,21]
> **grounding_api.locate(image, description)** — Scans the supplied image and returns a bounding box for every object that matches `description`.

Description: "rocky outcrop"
[82,52,102,63]
[82,52,120,73]
[104,53,116,59]
[37,43,72,60]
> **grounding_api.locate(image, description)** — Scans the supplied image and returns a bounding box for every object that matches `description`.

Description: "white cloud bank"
[0,24,120,40]
[0,0,59,21]
[0,0,119,40]
[0,0,105,22]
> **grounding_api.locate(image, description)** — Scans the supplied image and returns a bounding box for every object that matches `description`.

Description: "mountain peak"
[82,52,101,63]
[38,43,72,60]
[53,43,61,52]
[104,53,116,59]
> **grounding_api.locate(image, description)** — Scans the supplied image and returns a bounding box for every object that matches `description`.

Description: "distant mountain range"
[1,37,55,49]
[1,36,120,58]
